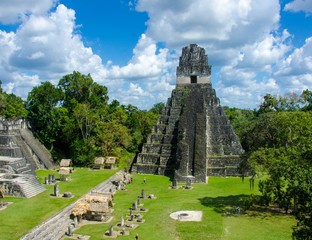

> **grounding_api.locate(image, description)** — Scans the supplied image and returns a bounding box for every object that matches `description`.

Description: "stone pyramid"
[0,117,55,197]
[132,44,244,183]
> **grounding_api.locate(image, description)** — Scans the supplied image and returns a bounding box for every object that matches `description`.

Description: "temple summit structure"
[131,44,244,183]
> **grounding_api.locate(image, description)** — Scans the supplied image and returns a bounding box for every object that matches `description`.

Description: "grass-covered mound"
[0,168,117,240]
[74,175,295,240]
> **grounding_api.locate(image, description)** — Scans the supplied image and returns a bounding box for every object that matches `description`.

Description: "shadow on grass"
[198,195,291,217]
[198,194,249,214]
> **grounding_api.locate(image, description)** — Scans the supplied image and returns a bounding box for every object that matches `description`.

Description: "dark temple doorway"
[191,75,197,83]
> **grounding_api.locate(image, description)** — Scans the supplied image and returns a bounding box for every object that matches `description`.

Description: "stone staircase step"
[18,175,46,198]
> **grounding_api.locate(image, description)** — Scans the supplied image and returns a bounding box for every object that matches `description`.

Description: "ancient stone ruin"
[59,159,73,181]
[71,191,114,222]
[0,117,55,197]
[93,156,117,170]
[132,44,244,183]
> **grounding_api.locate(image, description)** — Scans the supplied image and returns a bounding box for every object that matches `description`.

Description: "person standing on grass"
[135,233,139,239]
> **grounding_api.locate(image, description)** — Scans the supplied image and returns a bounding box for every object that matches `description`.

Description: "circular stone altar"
[170,211,202,222]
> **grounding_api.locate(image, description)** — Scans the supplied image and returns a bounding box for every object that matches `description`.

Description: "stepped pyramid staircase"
[0,173,45,198]
[132,44,244,183]
[0,117,55,197]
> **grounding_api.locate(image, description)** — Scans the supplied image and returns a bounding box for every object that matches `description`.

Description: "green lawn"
[74,175,295,240]
[0,171,295,240]
[0,168,117,240]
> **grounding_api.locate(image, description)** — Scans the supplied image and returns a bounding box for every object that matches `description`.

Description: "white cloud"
[105,34,176,108]
[133,0,296,109]
[108,34,173,79]
[216,77,280,109]
[210,28,291,108]
[0,0,311,111]
[275,37,312,76]
[0,3,176,109]
[237,30,292,70]
[136,0,280,51]
[273,37,312,93]
[0,0,56,24]
[284,0,312,14]
[0,4,110,99]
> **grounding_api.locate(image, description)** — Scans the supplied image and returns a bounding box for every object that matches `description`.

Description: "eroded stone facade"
[0,116,55,197]
[132,44,244,183]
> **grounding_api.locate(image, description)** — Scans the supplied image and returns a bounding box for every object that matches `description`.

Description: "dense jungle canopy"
[0,72,311,239]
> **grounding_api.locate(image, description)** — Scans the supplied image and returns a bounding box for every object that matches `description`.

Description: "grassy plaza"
[0,169,295,240]
[0,168,117,240]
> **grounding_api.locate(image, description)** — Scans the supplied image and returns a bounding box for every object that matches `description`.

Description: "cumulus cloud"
[0,0,311,110]
[275,37,312,76]
[105,34,176,108]
[284,0,312,14]
[108,34,173,79]
[272,37,312,92]
[136,0,280,50]
[9,5,92,74]
[0,4,109,99]
[133,0,300,109]
[133,0,296,109]
[237,30,292,70]
[216,77,280,109]
[0,0,56,24]
[0,3,175,109]
[0,4,105,98]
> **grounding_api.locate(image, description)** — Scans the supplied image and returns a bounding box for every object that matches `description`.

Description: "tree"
[58,71,108,111]
[26,81,63,148]
[0,80,28,119]
[223,106,255,145]
[73,103,98,143]
[25,71,162,167]
[55,72,110,164]
[150,102,165,114]
[301,89,312,111]
[125,105,159,151]
[2,93,27,119]
[258,93,302,114]
[95,120,132,156]
[246,111,312,237]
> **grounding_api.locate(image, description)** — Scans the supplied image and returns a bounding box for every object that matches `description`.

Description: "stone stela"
[131,44,244,183]
[54,183,60,197]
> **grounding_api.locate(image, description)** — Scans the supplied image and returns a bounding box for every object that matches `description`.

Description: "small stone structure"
[132,44,244,183]
[59,159,73,170]
[93,157,105,169]
[105,157,117,169]
[72,191,113,222]
[59,168,71,181]
[93,156,117,170]
[58,159,73,181]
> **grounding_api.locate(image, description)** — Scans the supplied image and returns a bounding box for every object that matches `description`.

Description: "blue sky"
[0,0,312,110]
